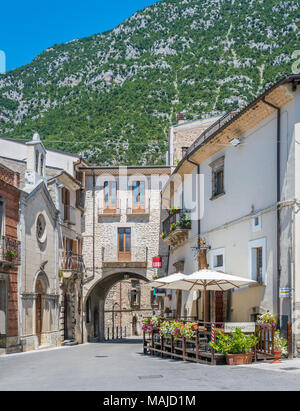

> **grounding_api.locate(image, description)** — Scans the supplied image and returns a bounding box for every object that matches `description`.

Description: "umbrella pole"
[203,284,207,325]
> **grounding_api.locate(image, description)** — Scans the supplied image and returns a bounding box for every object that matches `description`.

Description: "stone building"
[0,134,87,351]
[0,163,21,354]
[81,165,170,341]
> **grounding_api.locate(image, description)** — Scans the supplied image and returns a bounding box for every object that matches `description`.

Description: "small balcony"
[0,235,21,271]
[126,198,150,217]
[98,200,121,217]
[61,251,85,279]
[161,209,191,248]
[101,247,148,269]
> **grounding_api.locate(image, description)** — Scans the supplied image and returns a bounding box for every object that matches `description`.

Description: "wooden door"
[118,228,131,261]
[215,291,224,323]
[36,294,42,345]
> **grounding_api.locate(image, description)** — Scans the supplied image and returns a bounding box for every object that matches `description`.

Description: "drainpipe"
[83,170,96,285]
[262,97,281,329]
[186,158,201,318]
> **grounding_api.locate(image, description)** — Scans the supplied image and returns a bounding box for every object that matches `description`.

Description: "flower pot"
[192,324,198,331]
[272,350,282,364]
[225,353,253,365]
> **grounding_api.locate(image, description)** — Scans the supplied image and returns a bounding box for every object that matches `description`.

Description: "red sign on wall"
[152,256,162,268]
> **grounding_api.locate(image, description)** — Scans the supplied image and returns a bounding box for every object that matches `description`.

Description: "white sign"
[224,322,256,333]
[280,288,291,298]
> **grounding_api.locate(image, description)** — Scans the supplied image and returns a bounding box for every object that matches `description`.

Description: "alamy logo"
[0,50,6,74]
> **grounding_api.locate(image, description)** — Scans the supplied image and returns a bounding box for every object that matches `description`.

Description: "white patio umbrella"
[148,272,188,288]
[161,269,256,323]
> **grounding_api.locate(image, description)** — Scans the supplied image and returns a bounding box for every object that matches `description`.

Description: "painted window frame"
[252,215,262,232]
[210,247,225,272]
[248,237,267,284]
[104,180,117,211]
[209,156,225,200]
[132,181,145,210]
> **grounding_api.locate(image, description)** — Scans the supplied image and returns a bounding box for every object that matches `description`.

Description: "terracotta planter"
[192,325,198,331]
[226,353,253,365]
[272,350,282,364]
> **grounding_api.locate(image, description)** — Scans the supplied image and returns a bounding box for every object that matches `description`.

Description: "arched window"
[35,150,39,173]
[40,154,44,176]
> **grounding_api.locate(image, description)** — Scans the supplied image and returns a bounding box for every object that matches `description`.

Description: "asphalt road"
[1,338,300,391]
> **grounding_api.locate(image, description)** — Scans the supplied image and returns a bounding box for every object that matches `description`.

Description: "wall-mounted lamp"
[229,138,241,147]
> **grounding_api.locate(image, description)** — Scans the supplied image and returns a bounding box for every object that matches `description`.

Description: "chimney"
[177,112,185,124]
[198,249,208,270]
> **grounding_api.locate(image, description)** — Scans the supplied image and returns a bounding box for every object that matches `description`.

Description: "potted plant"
[168,206,180,216]
[4,249,17,262]
[161,232,167,239]
[209,328,258,365]
[273,332,288,363]
[257,311,277,330]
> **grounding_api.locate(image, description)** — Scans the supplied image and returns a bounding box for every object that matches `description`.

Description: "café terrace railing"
[143,318,277,365]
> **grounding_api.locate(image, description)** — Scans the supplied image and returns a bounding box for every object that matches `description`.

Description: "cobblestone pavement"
[0,338,300,391]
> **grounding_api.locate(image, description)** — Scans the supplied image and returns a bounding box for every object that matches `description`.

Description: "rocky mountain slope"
[0,0,299,165]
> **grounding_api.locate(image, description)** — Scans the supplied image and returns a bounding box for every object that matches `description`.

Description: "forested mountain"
[0,0,299,165]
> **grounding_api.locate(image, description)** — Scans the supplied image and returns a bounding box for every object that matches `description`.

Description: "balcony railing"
[101,246,148,268]
[162,209,191,237]
[185,110,238,159]
[1,235,21,266]
[126,198,150,216]
[64,250,85,272]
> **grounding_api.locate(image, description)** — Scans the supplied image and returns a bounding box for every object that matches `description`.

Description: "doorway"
[64,294,73,340]
[35,280,44,345]
[132,316,138,336]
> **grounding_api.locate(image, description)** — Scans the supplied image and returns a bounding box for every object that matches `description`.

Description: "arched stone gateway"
[83,272,153,342]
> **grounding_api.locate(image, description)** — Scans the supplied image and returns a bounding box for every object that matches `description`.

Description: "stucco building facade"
[161,74,300,356]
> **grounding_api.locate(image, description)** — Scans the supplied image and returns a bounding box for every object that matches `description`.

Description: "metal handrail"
[185,110,238,158]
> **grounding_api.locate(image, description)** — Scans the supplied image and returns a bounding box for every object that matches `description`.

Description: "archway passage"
[84,272,153,342]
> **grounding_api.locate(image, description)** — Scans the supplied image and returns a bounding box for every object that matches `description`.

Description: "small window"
[40,154,44,176]
[209,156,225,199]
[210,248,225,271]
[249,238,266,284]
[35,150,39,173]
[216,254,223,268]
[62,187,70,221]
[252,215,262,232]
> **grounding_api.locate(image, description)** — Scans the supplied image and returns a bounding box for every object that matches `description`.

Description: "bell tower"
[24,132,47,192]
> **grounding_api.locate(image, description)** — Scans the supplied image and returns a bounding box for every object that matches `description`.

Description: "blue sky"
[0,0,159,72]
